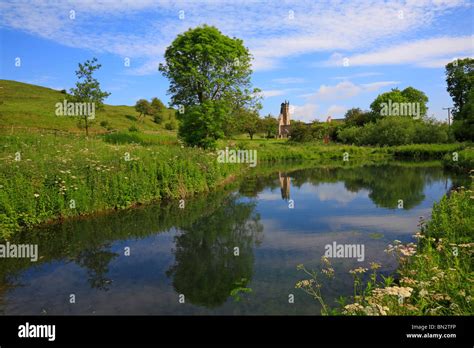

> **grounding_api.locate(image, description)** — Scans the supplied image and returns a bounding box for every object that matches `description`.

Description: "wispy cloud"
[333,72,383,80]
[323,36,473,68]
[0,0,470,74]
[272,77,305,84]
[306,80,400,101]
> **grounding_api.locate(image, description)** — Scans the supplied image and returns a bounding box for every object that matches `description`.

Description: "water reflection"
[167,199,263,308]
[0,162,467,314]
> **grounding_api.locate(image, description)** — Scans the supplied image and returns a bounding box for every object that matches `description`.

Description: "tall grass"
[0,131,237,238]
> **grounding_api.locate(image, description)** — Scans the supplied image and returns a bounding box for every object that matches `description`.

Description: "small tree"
[69,58,110,136]
[261,114,278,138]
[238,110,260,140]
[344,108,370,126]
[150,97,166,124]
[135,99,152,122]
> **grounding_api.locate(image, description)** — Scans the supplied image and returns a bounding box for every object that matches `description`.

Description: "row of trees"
[291,57,473,145]
[134,97,177,129]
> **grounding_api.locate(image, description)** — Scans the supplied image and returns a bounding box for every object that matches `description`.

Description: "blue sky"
[0,0,473,122]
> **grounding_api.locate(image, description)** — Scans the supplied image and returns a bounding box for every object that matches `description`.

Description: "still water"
[0,162,467,315]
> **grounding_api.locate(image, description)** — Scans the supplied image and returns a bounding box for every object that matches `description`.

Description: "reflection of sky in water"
[0,165,462,315]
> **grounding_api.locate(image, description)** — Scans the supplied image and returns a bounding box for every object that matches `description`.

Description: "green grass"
[442,147,474,172]
[389,143,468,159]
[0,79,170,134]
[220,138,391,162]
[0,131,239,239]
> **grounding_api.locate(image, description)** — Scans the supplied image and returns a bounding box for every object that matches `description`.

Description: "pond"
[0,162,468,315]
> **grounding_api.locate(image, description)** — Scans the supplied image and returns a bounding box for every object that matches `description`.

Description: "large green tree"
[370,87,428,119]
[446,58,474,141]
[159,25,255,107]
[446,58,474,116]
[159,25,259,148]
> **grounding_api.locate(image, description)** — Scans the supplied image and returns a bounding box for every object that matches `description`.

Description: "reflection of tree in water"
[76,245,119,291]
[290,165,446,210]
[166,197,263,308]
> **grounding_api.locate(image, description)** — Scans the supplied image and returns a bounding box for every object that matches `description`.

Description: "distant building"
[278,101,291,138]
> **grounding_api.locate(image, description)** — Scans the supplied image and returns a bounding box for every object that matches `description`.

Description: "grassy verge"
[442,147,474,172]
[296,176,474,315]
[220,138,391,161]
[0,131,240,239]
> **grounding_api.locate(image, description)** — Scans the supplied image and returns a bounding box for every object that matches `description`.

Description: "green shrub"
[125,115,137,122]
[337,117,450,146]
[129,125,139,132]
[165,120,177,130]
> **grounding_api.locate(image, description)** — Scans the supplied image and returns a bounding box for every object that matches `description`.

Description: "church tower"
[278,100,291,138]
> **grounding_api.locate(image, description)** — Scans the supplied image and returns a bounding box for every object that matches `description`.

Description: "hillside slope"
[0,80,172,134]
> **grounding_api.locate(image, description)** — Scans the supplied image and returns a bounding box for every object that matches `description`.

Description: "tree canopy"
[159,25,254,107]
[159,25,260,148]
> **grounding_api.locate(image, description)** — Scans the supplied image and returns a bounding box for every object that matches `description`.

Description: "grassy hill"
[0,79,174,134]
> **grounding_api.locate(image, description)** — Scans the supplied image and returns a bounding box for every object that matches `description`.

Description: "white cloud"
[0,0,469,73]
[333,72,382,80]
[326,105,348,118]
[272,77,305,84]
[324,36,473,68]
[291,103,319,123]
[261,89,286,98]
[306,80,400,101]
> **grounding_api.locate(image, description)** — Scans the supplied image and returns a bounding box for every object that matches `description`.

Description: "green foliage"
[370,87,428,119]
[442,147,474,172]
[344,108,371,126]
[261,114,278,138]
[159,25,260,148]
[128,125,139,132]
[337,117,450,146]
[289,122,312,142]
[159,25,254,107]
[237,110,261,139]
[445,58,474,119]
[178,100,228,149]
[69,58,111,136]
[0,131,236,238]
[452,88,474,141]
[164,119,177,130]
[134,99,152,121]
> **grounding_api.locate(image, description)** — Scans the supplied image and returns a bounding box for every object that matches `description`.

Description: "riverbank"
[1,130,472,239]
